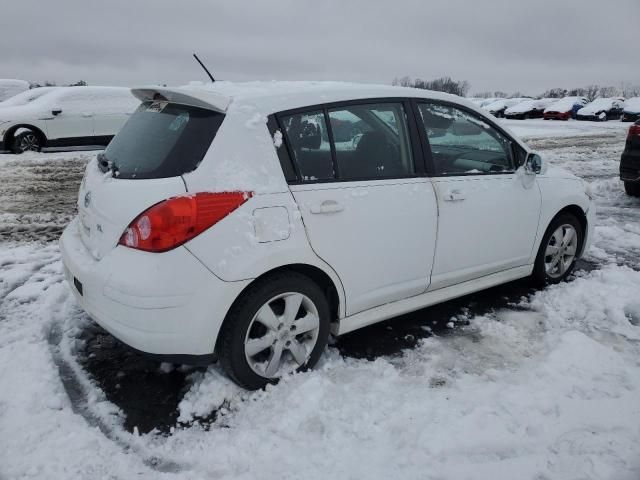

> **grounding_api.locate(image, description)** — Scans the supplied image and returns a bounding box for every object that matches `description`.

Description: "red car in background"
[543,97,587,120]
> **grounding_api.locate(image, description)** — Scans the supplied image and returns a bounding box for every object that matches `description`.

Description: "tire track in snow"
[47,319,187,474]
[0,245,188,474]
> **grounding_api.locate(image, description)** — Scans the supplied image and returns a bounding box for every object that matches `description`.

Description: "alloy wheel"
[244,292,320,378]
[544,224,578,279]
[19,133,40,152]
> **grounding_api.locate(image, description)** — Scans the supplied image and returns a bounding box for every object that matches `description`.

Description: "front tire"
[217,272,330,390]
[11,130,42,154]
[531,214,583,285]
[624,181,640,197]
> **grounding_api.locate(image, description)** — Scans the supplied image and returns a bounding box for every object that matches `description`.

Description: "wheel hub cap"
[544,224,578,279]
[244,292,320,379]
[20,134,39,152]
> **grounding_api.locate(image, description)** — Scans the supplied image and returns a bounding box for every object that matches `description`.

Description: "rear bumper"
[59,218,250,357]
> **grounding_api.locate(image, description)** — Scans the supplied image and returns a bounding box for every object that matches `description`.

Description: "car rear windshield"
[102,101,224,179]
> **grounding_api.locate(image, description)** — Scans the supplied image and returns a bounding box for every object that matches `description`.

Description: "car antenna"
[193,53,215,83]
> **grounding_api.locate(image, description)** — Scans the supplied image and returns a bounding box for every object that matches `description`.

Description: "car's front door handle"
[443,189,466,202]
[310,200,344,214]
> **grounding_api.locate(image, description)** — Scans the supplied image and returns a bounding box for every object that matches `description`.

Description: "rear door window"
[103,101,224,179]
[279,101,414,182]
[328,103,413,180]
[279,111,334,181]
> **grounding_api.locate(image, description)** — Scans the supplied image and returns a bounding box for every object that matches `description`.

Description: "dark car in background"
[576,98,624,121]
[482,97,530,118]
[620,120,640,197]
[504,98,556,120]
[543,97,587,120]
[622,98,640,122]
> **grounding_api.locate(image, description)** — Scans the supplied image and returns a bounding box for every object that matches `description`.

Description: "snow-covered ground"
[502,117,630,139]
[1,120,639,479]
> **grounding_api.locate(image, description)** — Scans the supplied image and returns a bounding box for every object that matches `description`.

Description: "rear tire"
[11,130,42,154]
[217,272,330,390]
[624,181,640,197]
[531,213,583,286]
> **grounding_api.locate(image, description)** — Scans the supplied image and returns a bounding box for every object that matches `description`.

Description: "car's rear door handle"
[310,200,344,214]
[443,189,466,202]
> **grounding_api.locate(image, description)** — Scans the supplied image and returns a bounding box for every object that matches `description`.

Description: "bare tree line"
[393,76,640,101]
[392,76,470,97]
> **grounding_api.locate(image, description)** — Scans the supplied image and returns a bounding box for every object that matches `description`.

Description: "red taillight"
[628,125,640,141]
[119,192,252,253]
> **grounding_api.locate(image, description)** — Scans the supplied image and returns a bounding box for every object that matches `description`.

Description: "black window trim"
[267,115,297,182]
[274,97,426,185]
[410,98,527,178]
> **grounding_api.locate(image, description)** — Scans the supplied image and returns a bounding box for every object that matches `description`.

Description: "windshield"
[102,101,224,180]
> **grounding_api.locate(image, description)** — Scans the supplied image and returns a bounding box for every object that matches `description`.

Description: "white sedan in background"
[0,86,139,153]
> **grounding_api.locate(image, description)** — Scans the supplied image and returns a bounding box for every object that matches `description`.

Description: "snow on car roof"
[544,97,586,112]
[624,97,640,113]
[132,81,469,114]
[578,98,620,114]
[0,87,59,107]
[584,98,617,108]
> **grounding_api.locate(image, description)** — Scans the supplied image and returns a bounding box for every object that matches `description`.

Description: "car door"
[279,100,438,316]
[415,100,541,291]
[92,89,138,142]
[43,90,94,145]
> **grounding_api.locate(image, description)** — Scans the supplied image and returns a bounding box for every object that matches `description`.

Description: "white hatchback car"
[0,86,138,153]
[60,82,595,389]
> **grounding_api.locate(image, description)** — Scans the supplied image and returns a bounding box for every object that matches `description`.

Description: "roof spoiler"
[131,86,231,113]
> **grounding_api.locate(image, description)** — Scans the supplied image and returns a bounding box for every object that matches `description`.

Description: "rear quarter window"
[103,101,224,179]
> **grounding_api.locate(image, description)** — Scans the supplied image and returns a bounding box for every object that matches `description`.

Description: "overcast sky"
[2,0,638,95]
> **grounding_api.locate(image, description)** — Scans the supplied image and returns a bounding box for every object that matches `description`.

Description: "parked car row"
[0,86,138,153]
[470,95,636,122]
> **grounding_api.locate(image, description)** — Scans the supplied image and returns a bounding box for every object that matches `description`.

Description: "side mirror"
[525,153,543,174]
